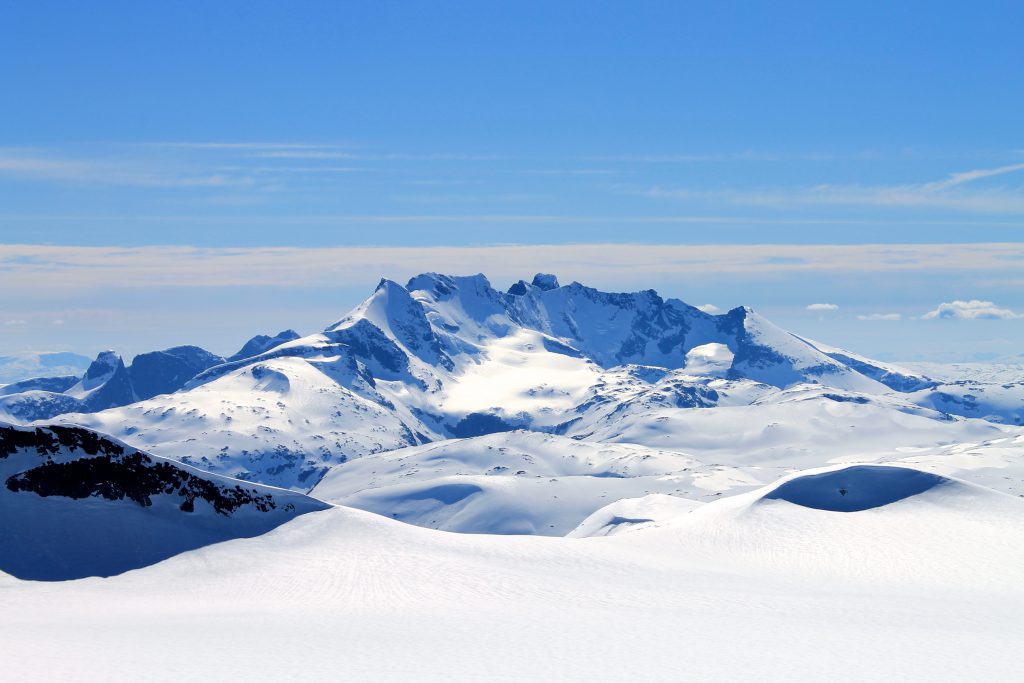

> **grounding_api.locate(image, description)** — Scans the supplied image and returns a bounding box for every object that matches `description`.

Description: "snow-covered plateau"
[2,272,1022,681]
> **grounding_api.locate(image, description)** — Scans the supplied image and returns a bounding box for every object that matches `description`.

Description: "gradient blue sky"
[1,1,1022,362]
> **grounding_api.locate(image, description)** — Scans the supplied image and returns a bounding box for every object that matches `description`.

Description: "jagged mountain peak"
[531,273,560,291]
[228,329,300,363]
[0,343,227,422]
[81,350,123,388]
[324,273,911,390]
[329,278,420,331]
[327,276,452,373]
[406,272,494,299]
[128,345,226,401]
[65,351,136,410]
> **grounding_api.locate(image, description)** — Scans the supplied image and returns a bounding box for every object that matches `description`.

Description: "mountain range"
[3,271,1023,683]
[1,272,1022,545]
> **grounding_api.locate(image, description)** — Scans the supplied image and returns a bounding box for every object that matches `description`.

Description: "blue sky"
[1,1,1022,362]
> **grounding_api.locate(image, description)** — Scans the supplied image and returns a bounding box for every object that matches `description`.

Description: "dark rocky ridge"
[1,424,289,515]
[0,422,328,580]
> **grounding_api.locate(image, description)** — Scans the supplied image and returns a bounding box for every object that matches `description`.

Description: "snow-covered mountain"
[15,272,1015,496]
[226,329,300,362]
[0,332,298,422]
[0,421,327,580]
[2,272,1022,681]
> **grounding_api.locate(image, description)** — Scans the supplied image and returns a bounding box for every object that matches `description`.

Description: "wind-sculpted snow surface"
[568,493,704,537]
[2,470,1022,682]
[312,431,765,534]
[0,422,327,580]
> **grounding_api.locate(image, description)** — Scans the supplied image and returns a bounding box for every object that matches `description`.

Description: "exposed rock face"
[2,424,288,514]
[128,345,226,401]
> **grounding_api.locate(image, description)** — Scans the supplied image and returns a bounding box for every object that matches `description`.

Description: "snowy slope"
[718,306,888,391]
[63,355,434,489]
[620,464,1024,588]
[902,361,1024,384]
[911,378,1024,425]
[803,338,937,391]
[868,432,1024,497]
[2,465,1021,681]
[568,383,1014,467]
[308,400,1018,536]
[312,431,764,535]
[0,422,327,580]
[568,492,704,537]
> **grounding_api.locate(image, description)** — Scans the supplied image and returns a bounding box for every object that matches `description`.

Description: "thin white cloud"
[254,151,510,161]
[857,313,901,321]
[649,185,1024,214]
[1,244,1022,294]
[10,213,1021,228]
[0,150,255,188]
[3,319,27,325]
[923,300,1021,320]
[647,162,1024,214]
[581,151,879,163]
[6,143,1024,218]
[586,152,781,163]
[243,166,364,174]
[141,142,352,151]
[695,303,720,313]
[524,169,617,176]
[923,162,1024,191]
[0,144,506,188]
[806,303,839,312]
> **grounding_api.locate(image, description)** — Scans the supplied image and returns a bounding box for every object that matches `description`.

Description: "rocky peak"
[531,273,560,291]
[228,330,301,363]
[82,350,122,389]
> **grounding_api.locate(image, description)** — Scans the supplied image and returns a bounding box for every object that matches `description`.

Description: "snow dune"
[2,464,1022,682]
[311,431,765,534]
